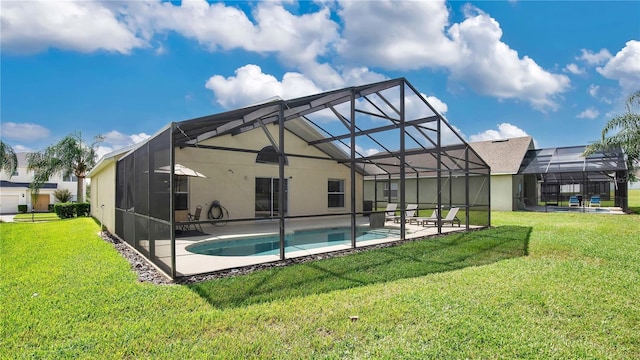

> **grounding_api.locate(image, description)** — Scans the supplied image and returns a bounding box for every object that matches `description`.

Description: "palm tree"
[584,90,640,182]
[1,140,18,178]
[27,132,102,203]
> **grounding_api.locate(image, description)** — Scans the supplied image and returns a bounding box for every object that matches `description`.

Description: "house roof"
[0,180,57,189]
[87,144,137,178]
[469,136,534,175]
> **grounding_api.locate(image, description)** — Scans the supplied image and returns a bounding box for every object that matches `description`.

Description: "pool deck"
[173,216,481,276]
[523,206,625,214]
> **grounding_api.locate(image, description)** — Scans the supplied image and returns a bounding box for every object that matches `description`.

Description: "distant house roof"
[0,180,57,189]
[469,136,534,175]
[88,144,138,178]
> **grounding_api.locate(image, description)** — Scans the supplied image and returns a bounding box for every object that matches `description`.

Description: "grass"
[2,212,640,358]
[12,212,60,222]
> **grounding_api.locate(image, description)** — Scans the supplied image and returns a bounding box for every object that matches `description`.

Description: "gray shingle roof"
[469,136,534,175]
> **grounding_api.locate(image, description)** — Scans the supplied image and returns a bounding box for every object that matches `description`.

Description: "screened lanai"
[113,78,491,278]
[517,145,628,212]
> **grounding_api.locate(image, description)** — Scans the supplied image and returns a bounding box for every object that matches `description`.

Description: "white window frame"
[383,182,398,199]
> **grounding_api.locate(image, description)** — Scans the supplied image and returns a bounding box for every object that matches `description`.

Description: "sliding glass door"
[255,177,288,218]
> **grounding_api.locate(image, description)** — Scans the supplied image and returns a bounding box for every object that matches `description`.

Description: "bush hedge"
[17,205,27,213]
[53,203,91,219]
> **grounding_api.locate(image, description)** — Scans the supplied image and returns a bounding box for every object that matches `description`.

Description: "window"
[256,146,288,165]
[328,179,344,208]
[383,182,398,199]
[174,175,188,210]
[63,174,78,182]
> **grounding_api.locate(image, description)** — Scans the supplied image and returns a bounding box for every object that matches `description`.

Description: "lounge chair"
[422,207,461,227]
[391,204,418,223]
[410,209,439,225]
[589,195,601,207]
[568,196,580,207]
[185,205,203,232]
[384,203,398,222]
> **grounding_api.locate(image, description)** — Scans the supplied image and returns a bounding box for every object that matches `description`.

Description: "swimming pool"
[186,227,401,256]
[547,207,610,213]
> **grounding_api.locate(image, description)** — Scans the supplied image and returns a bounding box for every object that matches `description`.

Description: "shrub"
[53,189,72,203]
[18,205,27,213]
[48,204,54,212]
[54,203,76,219]
[76,203,90,217]
[53,202,91,218]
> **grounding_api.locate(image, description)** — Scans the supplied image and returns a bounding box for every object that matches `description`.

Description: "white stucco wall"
[490,175,514,211]
[176,123,363,219]
[89,160,117,232]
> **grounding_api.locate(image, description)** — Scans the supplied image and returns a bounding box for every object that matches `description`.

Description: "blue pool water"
[547,207,610,213]
[186,227,400,256]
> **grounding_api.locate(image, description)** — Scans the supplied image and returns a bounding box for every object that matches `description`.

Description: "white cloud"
[128,0,339,77]
[424,96,448,115]
[578,48,613,65]
[447,5,570,111]
[0,122,50,141]
[95,145,115,161]
[564,63,585,75]
[469,123,530,142]
[13,145,34,153]
[337,0,458,69]
[597,40,640,90]
[2,0,572,112]
[0,0,144,54]
[356,145,381,157]
[576,108,600,119]
[337,2,569,112]
[95,131,150,160]
[588,84,599,97]
[101,130,150,148]
[205,64,322,109]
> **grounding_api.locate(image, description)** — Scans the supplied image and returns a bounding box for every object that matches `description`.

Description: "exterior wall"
[490,175,514,211]
[176,123,363,219]
[89,161,117,232]
[364,175,491,210]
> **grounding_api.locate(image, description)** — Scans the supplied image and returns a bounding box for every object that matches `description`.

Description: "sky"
[1,0,639,160]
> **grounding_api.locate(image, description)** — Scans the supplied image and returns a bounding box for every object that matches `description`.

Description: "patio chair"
[568,196,580,207]
[410,208,439,225]
[392,204,418,223]
[384,203,398,222]
[589,195,601,207]
[422,207,461,227]
[186,205,203,232]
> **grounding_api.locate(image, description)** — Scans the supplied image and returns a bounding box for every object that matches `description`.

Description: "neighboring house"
[469,137,629,211]
[469,136,535,211]
[0,153,80,214]
[369,135,629,212]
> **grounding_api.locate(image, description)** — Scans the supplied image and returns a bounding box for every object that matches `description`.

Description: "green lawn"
[2,212,639,358]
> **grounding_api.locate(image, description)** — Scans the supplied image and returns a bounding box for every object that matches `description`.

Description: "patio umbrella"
[157,164,207,178]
